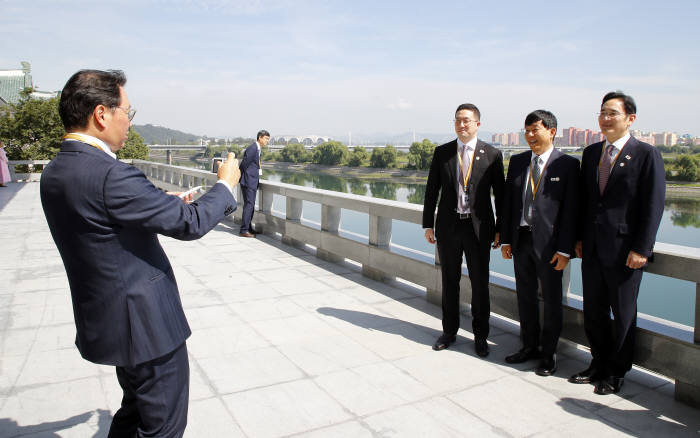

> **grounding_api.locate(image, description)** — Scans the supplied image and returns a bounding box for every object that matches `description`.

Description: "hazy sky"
[1,0,698,139]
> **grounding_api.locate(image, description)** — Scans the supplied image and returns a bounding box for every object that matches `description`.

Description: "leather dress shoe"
[432,334,456,351]
[594,376,624,395]
[474,338,489,357]
[535,355,557,376]
[239,232,255,238]
[568,365,604,384]
[250,228,260,235]
[505,347,540,364]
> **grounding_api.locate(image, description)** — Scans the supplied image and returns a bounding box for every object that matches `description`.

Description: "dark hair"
[602,91,636,115]
[455,103,481,121]
[525,109,557,131]
[59,70,126,131]
[257,130,270,140]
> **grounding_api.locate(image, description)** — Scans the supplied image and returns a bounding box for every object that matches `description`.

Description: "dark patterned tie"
[524,156,540,225]
[599,144,614,195]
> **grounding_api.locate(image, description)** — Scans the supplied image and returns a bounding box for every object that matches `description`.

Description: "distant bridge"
[148,144,207,151]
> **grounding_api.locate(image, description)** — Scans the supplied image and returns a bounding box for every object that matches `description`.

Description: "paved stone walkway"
[1,181,698,437]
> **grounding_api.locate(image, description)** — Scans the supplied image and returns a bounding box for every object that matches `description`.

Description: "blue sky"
[1,0,698,140]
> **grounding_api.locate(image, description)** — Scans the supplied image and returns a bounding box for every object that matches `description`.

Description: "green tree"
[227,144,243,158]
[406,185,426,205]
[312,141,348,165]
[407,139,436,170]
[280,143,309,163]
[0,93,63,160]
[369,181,398,200]
[677,155,700,182]
[116,128,149,159]
[347,146,369,167]
[369,145,398,168]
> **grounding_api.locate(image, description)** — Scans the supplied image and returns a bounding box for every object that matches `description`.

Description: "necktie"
[524,156,541,225]
[599,144,614,195]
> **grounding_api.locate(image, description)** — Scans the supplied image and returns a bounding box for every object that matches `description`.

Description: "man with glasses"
[569,91,665,395]
[238,130,270,237]
[41,69,241,437]
[500,110,580,376]
[423,103,504,357]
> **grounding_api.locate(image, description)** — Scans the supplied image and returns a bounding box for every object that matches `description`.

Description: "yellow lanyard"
[597,142,624,176]
[62,133,105,153]
[528,156,549,200]
[456,145,476,190]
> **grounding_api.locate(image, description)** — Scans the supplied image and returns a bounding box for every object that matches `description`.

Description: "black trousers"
[108,343,189,438]
[512,229,563,356]
[240,184,257,233]
[436,217,491,340]
[582,250,642,377]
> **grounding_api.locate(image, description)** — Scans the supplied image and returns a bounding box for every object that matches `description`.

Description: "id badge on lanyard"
[461,189,469,206]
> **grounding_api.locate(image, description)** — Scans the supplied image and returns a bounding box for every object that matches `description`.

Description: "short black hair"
[525,109,557,131]
[455,103,481,121]
[602,91,636,115]
[59,70,126,131]
[257,130,270,140]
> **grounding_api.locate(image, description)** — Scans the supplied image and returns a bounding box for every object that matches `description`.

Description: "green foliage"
[406,185,426,205]
[369,181,398,200]
[369,145,398,168]
[132,124,201,145]
[0,95,63,160]
[116,128,149,159]
[349,178,367,195]
[407,139,436,170]
[228,144,243,158]
[280,143,310,163]
[676,155,700,182]
[347,146,369,167]
[312,141,348,165]
[262,150,281,161]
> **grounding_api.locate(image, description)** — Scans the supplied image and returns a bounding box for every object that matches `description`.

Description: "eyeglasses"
[597,110,624,119]
[114,106,137,121]
[454,118,477,126]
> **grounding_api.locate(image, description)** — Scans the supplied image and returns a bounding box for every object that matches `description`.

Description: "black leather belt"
[519,225,532,232]
[457,213,471,219]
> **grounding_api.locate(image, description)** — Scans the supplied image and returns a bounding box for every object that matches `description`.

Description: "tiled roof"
[0,70,32,105]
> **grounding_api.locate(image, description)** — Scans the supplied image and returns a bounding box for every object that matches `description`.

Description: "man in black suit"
[569,91,665,395]
[41,70,240,437]
[423,103,504,357]
[238,130,270,237]
[500,110,580,376]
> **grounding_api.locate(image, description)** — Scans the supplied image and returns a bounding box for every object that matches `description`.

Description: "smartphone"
[178,186,202,199]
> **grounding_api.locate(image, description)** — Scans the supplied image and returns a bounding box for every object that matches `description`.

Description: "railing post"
[318,205,343,263]
[8,162,17,182]
[363,215,394,281]
[427,243,442,306]
[282,197,304,248]
[675,283,700,407]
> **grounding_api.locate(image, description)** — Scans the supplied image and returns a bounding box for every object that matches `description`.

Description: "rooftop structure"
[0,62,57,106]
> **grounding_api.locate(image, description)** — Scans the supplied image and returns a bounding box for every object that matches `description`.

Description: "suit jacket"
[579,136,665,267]
[239,142,260,188]
[40,140,237,367]
[501,148,580,260]
[422,139,504,244]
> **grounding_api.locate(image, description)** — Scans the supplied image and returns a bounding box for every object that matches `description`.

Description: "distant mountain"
[133,124,202,145]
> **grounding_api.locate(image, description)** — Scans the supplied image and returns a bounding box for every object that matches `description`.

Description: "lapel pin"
[476,156,480,160]
[550,177,559,181]
[620,163,625,167]
[479,149,485,153]
[625,155,631,160]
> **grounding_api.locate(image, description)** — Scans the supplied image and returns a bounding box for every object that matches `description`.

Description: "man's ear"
[93,105,109,130]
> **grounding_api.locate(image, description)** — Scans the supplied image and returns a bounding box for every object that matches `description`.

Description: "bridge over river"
[1,163,699,436]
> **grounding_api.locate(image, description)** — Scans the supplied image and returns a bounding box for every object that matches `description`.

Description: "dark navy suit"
[579,136,665,377]
[423,139,504,339]
[40,139,236,437]
[501,148,579,356]
[239,142,261,234]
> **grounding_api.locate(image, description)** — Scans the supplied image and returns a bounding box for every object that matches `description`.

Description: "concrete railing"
[7,160,51,182]
[127,160,700,408]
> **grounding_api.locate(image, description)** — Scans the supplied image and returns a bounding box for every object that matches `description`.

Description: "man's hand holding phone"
[217,152,241,187]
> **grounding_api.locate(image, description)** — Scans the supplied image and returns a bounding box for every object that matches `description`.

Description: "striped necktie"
[599,144,614,195]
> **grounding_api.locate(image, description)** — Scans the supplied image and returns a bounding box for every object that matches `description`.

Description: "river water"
[259,168,699,327]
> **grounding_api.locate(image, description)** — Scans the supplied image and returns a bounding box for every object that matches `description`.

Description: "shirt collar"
[457,137,478,151]
[605,133,630,153]
[531,145,554,165]
[255,141,261,152]
[64,132,117,159]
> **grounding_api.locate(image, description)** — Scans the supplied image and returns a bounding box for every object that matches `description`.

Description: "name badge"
[259,169,263,176]
[460,192,469,206]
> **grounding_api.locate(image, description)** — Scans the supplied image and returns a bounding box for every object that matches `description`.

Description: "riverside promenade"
[1,181,698,437]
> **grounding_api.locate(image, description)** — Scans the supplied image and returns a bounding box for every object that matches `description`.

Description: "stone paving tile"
[222,379,352,438]
[277,334,382,377]
[186,397,246,438]
[187,322,269,358]
[293,420,375,437]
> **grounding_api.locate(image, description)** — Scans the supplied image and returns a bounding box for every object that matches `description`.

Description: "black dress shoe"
[535,355,557,376]
[594,376,624,395]
[432,334,456,351]
[239,232,255,238]
[568,365,604,384]
[474,338,489,357]
[505,347,540,364]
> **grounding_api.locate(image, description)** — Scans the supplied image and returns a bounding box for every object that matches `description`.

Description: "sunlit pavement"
[1,182,698,437]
